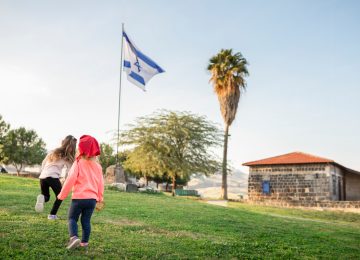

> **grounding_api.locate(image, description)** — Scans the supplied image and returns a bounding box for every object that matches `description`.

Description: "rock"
[139,186,159,193]
[105,164,127,184]
[126,183,138,192]
[110,182,126,191]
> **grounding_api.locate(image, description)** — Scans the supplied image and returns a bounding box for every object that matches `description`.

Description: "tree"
[3,127,47,175]
[0,115,10,163]
[120,110,222,195]
[122,146,161,185]
[99,143,117,173]
[208,49,249,200]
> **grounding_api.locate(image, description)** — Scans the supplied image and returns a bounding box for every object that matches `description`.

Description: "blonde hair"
[49,135,77,163]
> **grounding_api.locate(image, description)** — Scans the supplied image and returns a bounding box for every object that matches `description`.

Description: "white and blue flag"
[122,30,165,91]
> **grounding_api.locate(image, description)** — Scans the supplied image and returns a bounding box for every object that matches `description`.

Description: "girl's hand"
[96,201,105,211]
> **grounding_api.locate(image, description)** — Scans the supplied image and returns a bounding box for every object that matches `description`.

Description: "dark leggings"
[40,177,63,215]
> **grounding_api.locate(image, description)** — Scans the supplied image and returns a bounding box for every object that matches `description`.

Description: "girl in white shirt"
[35,135,77,219]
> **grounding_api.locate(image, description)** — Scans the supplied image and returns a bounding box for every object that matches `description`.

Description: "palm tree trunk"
[221,124,229,200]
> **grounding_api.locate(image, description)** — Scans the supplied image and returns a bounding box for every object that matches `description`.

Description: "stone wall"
[346,172,360,201]
[246,200,360,212]
[248,171,331,202]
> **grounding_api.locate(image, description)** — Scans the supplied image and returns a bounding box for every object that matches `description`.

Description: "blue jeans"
[68,199,96,243]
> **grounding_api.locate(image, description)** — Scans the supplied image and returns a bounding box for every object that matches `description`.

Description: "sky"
[1,0,359,173]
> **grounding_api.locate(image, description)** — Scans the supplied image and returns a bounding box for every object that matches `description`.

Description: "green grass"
[1,175,359,259]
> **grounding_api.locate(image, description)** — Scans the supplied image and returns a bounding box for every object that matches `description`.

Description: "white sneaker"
[67,236,81,250]
[47,214,59,220]
[35,194,45,213]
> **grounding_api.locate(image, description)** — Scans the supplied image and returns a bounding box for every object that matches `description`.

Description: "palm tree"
[207,49,249,200]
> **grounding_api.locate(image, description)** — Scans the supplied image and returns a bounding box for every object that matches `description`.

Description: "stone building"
[243,152,360,202]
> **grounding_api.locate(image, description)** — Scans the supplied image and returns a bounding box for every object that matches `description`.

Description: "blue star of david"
[134,58,141,72]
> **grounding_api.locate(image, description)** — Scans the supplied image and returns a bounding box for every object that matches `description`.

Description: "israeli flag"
[123,30,165,91]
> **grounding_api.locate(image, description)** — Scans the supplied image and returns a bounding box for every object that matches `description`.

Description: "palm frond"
[207,49,249,125]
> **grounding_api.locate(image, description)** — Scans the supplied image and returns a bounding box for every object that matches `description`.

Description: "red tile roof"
[243,152,334,166]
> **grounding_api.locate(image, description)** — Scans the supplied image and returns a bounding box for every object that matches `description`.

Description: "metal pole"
[116,23,125,164]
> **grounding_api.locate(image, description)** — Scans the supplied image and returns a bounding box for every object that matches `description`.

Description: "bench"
[175,189,200,197]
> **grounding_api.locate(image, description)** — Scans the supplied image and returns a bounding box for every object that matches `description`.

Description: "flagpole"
[116,23,125,164]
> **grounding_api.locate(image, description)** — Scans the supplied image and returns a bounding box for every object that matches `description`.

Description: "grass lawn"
[0,175,359,259]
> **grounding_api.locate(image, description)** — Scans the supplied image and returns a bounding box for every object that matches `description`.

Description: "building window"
[262,181,270,195]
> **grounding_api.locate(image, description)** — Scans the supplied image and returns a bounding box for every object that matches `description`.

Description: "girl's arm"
[57,161,79,200]
[98,169,104,202]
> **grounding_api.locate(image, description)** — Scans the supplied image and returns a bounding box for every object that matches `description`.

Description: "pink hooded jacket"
[57,159,104,202]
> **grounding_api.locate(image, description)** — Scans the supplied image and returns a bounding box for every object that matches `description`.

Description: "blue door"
[262,181,270,195]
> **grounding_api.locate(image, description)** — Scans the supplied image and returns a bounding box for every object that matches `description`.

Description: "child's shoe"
[80,242,89,252]
[67,236,81,250]
[35,194,45,212]
[47,214,59,220]
[80,242,88,247]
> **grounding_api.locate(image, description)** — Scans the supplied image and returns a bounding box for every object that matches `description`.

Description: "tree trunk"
[221,124,229,200]
[15,164,22,177]
[171,175,177,196]
[144,175,148,186]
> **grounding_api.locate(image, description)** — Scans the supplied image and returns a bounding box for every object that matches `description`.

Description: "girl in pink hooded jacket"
[58,135,104,250]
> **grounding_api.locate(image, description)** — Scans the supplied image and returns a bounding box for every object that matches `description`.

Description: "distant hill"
[186,170,248,200]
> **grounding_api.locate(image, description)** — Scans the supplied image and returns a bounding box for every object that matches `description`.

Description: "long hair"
[48,135,77,163]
